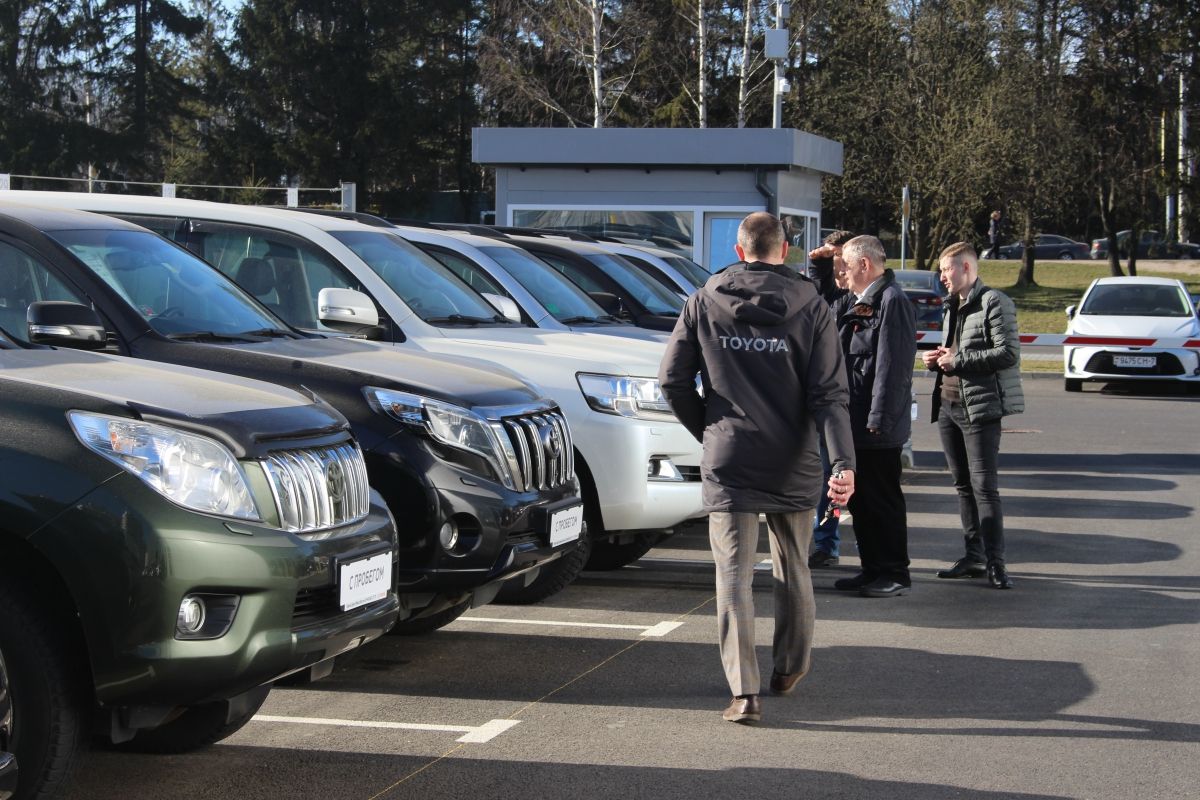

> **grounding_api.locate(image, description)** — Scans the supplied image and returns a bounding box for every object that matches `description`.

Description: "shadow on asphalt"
[911,451,1200,474]
[68,745,1075,800]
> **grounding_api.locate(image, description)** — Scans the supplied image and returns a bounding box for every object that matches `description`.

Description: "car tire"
[388,597,471,636]
[495,536,592,605]
[1065,378,1083,392]
[584,531,666,571]
[0,582,89,800]
[1059,251,1074,260]
[116,692,269,754]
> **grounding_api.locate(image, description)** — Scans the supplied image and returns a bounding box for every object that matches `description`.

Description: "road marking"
[251,714,520,744]
[458,616,684,638]
[636,556,775,572]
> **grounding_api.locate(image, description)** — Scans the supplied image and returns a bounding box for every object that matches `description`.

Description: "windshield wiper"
[560,315,617,325]
[424,314,501,326]
[237,327,295,339]
[166,330,258,342]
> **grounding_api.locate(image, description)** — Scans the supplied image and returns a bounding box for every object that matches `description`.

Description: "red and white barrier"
[914,331,1200,348]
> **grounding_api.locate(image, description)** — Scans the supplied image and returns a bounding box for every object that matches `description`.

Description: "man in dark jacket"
[806,230,854,568]
[923,242,1024,589]
[659,212,856,725]
[833,235,917,598]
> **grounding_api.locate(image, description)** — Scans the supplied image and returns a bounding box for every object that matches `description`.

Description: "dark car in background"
[998,234,1090,261]
[1090,230,1200,260]
[893,269,948,339]
[0,344,399,799]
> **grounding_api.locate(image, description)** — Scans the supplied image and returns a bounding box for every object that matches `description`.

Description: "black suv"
[0,204,582,634]
[0,344,399,799]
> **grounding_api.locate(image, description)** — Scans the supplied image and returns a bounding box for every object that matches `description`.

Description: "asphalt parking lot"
[67,374,1200,800]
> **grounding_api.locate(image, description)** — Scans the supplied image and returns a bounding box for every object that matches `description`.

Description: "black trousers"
[847,446,910,585]
[937,401,1006,565]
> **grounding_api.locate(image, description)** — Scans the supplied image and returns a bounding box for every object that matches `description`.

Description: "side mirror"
[318,288,384,339]
[1065,305,1076,319]
[27,301,108,350]
[481,292,522,323]
[588,291,624,317]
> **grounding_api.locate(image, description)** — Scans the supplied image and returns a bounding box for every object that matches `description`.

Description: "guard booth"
[472,127,842,271]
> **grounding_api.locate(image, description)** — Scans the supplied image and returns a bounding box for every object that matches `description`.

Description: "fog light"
[439,520,459,551]
[177,596,206,636]
[648,457,684,481]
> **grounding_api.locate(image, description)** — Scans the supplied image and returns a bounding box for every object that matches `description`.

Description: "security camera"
[778,77,792,94]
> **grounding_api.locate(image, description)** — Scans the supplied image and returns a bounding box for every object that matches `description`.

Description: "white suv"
[4,192,705,586]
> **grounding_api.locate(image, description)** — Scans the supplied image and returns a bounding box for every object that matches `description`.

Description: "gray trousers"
[708,510,815,697]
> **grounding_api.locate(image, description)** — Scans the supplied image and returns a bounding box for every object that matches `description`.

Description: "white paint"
[251,714,520,743]
[458,615,685,638]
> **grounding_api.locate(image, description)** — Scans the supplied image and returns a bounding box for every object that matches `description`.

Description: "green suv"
[0,345,400,799]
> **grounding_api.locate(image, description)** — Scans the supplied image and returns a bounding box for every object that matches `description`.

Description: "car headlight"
[577,373,673,418]
[68,411,261,520]
[363,387,516,488]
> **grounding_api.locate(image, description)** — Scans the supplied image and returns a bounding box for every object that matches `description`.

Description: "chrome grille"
[261,442,371,533]
[491,409,574,492]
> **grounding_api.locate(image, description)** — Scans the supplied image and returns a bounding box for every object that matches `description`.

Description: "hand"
[867,427,881,435]
[828,469,855,506]
[808,243,837,261]
[936,349,955,373]
[921,348,942,368]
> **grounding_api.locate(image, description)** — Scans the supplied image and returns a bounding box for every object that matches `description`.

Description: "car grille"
[1083,352,1185,376]
[491,409,574,492]
[261,442,371,533]
[677,465,703,482]
[292,586,339,625]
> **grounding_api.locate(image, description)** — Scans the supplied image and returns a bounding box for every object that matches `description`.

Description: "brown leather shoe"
[769,669,807,695]
[722,695,762,724]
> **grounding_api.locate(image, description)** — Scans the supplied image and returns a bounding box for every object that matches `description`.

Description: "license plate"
[339,552,392,612]
[548,504,584,547]
[1113,355,1155,368]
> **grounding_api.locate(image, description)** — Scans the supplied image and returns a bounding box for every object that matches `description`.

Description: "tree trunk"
[1015,208,1037,287]
[591,0,602,127]
[697,0,707,128]
[736,0,754,128]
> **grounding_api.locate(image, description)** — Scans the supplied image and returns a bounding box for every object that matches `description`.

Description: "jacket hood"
[709,262,798,326]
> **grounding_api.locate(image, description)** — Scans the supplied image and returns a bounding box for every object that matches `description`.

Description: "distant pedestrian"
[987,211,1002,259]
[831,235,917,598]
[923,242,1024,589]
[659,211,856,724]
[806,230,855,568]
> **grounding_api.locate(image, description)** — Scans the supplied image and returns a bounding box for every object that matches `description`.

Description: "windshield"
[894,271,941,292]
[664,255,711,288]
[583,253,685,315]
[332,231,509,324]
[1080,283,1193,317]
[47,229,285,336]
[479,246,609,321]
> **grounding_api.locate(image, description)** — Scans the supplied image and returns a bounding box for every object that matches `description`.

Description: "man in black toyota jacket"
[832,235,917,598]
[658,212,856,725]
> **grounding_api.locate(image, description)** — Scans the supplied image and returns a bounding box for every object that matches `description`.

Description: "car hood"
[413,328,668,376]
[0,348,351,455]
[193,335,545,410]
[1069,315,1200,338]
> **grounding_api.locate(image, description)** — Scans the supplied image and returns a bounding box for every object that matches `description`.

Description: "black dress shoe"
[769,669,807,695]
[722,695,762,723]
[987,563,1014,589]
[833,573,873,591]
[936,558,987,579]
[808,550,839,568]
[859,578,910,598]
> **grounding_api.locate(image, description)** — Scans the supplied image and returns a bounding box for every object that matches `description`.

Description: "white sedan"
[1063,276,1200,391]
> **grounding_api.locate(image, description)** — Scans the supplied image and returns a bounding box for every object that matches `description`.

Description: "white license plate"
[549,504,585,547]
[338,552,392,612]
[1113,355,1155,368]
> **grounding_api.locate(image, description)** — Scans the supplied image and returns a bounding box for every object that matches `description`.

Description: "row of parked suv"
[0,191,715,799]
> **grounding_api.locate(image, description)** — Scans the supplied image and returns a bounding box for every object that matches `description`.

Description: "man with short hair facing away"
[806,230,855,568]
[659,212,856,724]
[923,242,1024,589]
[832,235,917,598]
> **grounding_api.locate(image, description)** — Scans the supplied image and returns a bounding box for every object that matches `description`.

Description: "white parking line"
[458,616,685,638]
[251,714,521,743]
[637,556,775,572]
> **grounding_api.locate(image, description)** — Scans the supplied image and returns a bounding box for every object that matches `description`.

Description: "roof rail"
[424,222,511,239]
[491,225,599,243]
[279,206,397,228]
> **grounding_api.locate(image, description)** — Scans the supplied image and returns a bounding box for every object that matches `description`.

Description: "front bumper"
[367,446,583,593]
[572,409,704,531]
[1064,345,1200,382]
[34,476,400,709]
[0,753,14,800]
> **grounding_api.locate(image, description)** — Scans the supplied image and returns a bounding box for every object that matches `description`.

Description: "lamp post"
[765,3,790,129]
